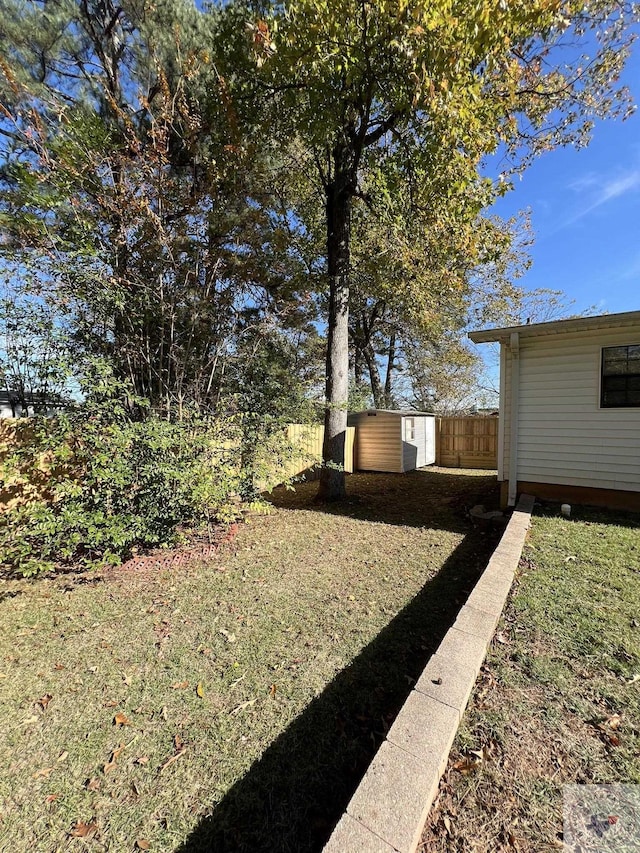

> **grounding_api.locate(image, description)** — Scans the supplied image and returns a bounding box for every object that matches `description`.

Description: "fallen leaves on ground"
[32,767,54,779]
[113,712,130,727]
[37,694,53,711]
[596,713,623,746]
[69,821,97,838]
[605,713,622,730]
[452,752,483,775]
[103,742,126,774]
[230,699,256,715]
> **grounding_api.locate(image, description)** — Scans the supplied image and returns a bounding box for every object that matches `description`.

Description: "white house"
[469,310,640,511]
[347,409,436,473]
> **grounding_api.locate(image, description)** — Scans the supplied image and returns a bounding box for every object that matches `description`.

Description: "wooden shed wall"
[350,412,402,473]
[502,325,640,492]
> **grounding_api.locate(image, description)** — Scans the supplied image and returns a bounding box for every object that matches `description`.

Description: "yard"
[0,468,499,853]
[420,503,640,853]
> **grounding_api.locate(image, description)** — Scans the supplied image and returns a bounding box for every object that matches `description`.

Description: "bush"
[0,402,252,577]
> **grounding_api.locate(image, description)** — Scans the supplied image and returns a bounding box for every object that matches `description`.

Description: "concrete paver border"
[324,493,535,853]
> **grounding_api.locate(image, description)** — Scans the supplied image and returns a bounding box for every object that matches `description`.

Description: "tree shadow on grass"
[176,474,501,853]
[268,468,501,532]
[534,500,640,528]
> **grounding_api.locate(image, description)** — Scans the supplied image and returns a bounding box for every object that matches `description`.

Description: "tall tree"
[0,0,322,420]
[402,335,491,414]
[348,190,532,409]
[253,0,637,499]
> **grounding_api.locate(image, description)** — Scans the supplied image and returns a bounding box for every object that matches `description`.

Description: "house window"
[405,418,416,441]
[601,345,640,408]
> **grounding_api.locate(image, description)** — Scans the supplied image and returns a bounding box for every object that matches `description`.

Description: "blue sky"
[487,45,640,320]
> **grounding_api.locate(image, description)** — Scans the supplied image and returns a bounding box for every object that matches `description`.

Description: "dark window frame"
[600,344,640,408]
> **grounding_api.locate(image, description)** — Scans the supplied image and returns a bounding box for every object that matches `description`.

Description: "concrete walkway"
[324,494,535,853]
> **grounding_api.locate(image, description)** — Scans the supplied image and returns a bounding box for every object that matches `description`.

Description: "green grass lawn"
[0,468,499,853]
[421,503,640,853]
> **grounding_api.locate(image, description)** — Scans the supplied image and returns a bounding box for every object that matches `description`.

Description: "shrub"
[0,408,251,576]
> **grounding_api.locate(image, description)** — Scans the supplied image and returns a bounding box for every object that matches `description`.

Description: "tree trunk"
[384,331,396,407]
[318,149,352,501]
[363,341,384,408]
[354,344,365,385]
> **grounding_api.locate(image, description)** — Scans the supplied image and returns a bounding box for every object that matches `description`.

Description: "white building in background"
[469,310,640,511]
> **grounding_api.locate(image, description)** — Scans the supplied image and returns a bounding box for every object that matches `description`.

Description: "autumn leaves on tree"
[1,0,638,500]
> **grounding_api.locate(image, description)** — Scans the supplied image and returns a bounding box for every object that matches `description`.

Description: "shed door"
[402,417,422,471]
[423,417,436,465]
[402,417,436,470]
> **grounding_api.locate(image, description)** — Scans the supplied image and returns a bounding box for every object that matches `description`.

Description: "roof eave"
[468,309,640,344]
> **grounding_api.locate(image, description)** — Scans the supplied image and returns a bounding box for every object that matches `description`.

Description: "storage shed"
[469,309,640,511]
[347,409,436,473]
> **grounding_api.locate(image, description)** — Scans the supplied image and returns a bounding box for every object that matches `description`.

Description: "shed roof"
[353,408,436,417]
[468,309,640,344]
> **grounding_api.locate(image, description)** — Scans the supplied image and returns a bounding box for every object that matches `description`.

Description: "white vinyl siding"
[502,325,640,492]
[501,343,512,481]
[402,415,422,470]
[402,415,437,470]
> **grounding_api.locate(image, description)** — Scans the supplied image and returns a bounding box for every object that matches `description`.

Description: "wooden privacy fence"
[285,423,355,481]
[436,416,498,469]
[0,421,354,511]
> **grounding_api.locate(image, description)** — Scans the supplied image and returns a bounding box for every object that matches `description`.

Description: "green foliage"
[251,0,637,496]
[1,0,637,504]
[0,0,324,422]
[404,334,492,414]
[347,376,372,412]
[0,367,284,576]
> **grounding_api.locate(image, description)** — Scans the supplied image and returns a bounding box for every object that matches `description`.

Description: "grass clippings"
[421,503,640,853]
[0,468,499,853]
